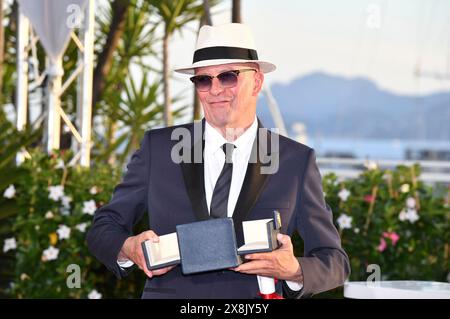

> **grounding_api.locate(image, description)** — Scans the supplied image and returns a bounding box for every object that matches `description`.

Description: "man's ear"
[252,71,264,96]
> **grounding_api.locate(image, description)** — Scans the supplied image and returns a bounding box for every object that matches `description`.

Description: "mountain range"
[256,72,450,140]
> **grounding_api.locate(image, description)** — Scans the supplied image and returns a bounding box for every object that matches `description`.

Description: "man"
[87,23,350,299]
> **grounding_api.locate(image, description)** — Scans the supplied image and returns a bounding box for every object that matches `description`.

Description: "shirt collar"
[205,117,258,155]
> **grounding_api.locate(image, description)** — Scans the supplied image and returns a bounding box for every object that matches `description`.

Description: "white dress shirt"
[203,117,258,217]
[119,117,302,291]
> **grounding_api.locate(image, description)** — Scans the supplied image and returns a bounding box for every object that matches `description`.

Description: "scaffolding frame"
[15,0,95,167]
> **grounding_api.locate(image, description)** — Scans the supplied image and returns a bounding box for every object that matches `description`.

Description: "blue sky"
[172,0,450,96]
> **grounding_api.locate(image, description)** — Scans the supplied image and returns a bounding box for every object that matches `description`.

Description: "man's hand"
[119,230,176,278]
[232,233,303,283]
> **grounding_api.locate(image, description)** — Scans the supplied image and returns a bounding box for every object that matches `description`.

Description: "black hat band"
[193,46,258,63]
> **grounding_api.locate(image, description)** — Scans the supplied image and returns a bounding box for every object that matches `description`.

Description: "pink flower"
[389,232,400,246]
[364,195,375,203]
[381,231,401,247]
[377,238,387,252]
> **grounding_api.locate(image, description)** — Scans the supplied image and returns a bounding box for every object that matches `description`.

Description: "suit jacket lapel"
[180,119,210,221]
[232,119,273,244]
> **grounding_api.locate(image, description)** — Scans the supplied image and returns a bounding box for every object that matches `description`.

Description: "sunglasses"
[190,69,257,92]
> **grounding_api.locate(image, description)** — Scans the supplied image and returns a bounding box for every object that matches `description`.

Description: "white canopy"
[17,0,88,75]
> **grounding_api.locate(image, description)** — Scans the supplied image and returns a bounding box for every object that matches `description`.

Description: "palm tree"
[232,0,241,23]
[0,0,17,107]
[202,0,212,25]
[103,71,163,165]
[0,0,5,104]
[98,70,186,166]
[92,0,131,109]
[148,0,207,127]
[192,0,213,121]
[93,0,159,164]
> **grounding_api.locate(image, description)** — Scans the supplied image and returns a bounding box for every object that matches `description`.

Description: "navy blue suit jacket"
[86,119,350,298]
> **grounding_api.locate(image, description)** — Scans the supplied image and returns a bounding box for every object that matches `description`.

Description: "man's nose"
[209,77,224,95]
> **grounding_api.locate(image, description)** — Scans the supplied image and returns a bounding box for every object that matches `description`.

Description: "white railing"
[317,157,450,183]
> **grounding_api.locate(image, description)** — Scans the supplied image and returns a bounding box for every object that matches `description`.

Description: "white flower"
[35,225,40,231]
[400,184,410,193]
[57,225,71,240]
[42,246,59,261]
[82,200,97,215]
[399,208,419,224]
[406,197,416,209]
[48,185,64,201]
[55,159,65,169]
[3,237,17,253]
[406,209,419,223]
[337,214,353,230]
[399,209,408,222]
[323,192,327,197]
[364,160,378,170]
[354,228,360,234]
[3,185,16,199]
[89,186,98,195]
[75,223,88,233]
[338,189,351,202]
[20,273,30,281]
[45,211,54,219]
[61,196,72,209]
[88,289,102,299]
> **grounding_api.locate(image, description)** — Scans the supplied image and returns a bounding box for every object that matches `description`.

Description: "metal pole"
[263,85,288,137]
[46,59,62,153]
[79,0,94,167]
[15,11,29,164]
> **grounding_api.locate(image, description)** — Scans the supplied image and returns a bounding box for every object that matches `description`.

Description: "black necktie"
[210,143,235,218]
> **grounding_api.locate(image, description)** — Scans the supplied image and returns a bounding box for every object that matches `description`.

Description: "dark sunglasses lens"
[194,76,212,91]
[218,71,238,87]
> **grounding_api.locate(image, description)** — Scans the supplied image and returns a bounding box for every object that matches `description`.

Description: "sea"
[302,137,450,161]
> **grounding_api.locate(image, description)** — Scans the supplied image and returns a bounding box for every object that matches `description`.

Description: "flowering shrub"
[2,150,146,298]
[322,164,449,282]
[2,152,449,298]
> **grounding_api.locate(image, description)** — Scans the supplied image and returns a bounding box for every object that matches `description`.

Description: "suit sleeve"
[86,132,150,279]
[283,148,351,298]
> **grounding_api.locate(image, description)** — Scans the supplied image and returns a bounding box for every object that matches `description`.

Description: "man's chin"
[206,113,232,128]
[209,119,230,129]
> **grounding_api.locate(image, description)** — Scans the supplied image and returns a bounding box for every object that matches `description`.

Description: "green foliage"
[0,108,41,216]
[147,0,207,35]
[2,150,146,298]
[0,108,42,296]
[291,165,450,298]
[322,165,449,282]
[92,0,170,164]
[1,2,18,106]
[97,71,164,165]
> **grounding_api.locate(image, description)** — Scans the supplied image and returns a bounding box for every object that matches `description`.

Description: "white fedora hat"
[174,23,276,75]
